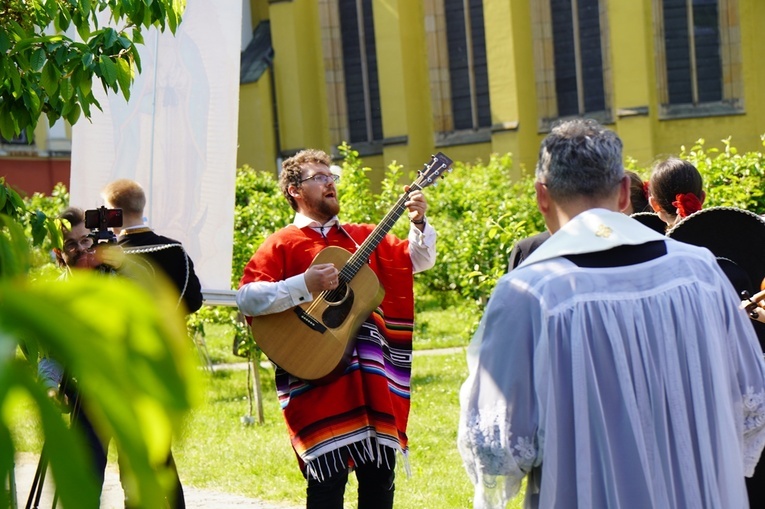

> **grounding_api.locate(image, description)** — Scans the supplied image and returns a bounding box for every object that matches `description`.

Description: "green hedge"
[22,137,765,342]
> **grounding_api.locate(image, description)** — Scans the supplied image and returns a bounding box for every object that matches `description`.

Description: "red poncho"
[239,223,415,479]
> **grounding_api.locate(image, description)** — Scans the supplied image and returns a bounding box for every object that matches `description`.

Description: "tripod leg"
[25,449,48,509]
[7,466,18,509]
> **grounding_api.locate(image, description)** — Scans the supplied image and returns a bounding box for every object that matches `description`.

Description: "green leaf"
[104,27,118,49]
[31,47,47,71]
[65,102,82,125]
[0,215,30,276]
[6,186,25,215]
[133,46,142,73]
[75,11,91,41]
[98,55,118,86]
[81,51,94,70]
[55,5,72,32]
[0,30,11,53]
[79,0,92,17]
[116,57,133,100]
[79,69,93,99]
[117,35,132,49]
[40,59,60,98]
[0,187,6,212]
[132,27,144,45]
[0,110,17,141]
[7,64,22,98]
[30,210,49,245]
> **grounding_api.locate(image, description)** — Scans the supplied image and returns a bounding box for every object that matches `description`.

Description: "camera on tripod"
[84,206,123,244]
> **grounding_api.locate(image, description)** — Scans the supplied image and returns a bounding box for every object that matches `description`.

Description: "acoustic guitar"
[249,152,453,382]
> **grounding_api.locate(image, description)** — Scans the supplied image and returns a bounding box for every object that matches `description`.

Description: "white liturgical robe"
[458,209,765,509]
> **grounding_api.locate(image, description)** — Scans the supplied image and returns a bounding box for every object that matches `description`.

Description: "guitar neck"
[339,185,419,282]
[337,151,452,282]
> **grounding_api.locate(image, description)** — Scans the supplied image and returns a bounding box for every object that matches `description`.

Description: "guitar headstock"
[414,152,453,189]
[740,285,765,323]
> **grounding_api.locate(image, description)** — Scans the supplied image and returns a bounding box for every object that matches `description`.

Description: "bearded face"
[61,223,98,269]
[295,163,340,223]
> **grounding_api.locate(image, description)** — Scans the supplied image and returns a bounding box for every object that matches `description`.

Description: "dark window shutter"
[469,0,491,128]
[578,0,605,112]
[663,0,693,104]
[551,0,579,117]
[663,0,721,105]
[445,0,491,130]
[551,0,606,116]
[693,0,722,102]
[339,0,383,143]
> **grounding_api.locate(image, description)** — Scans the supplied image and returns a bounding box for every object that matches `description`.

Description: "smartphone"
[84,207,123,230]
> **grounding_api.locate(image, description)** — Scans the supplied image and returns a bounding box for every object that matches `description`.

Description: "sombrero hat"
[630,212,667,234]
[666,206,765,294]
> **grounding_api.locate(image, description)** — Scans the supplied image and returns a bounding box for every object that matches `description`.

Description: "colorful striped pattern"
[241,223,416,477]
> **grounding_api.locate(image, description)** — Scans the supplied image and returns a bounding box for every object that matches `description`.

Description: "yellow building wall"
[237,74,278,173]
[607,0,656,167]
[372,0,435,172]
[243,0,765,179]
[269,0,331,154]
[484,0,541,177]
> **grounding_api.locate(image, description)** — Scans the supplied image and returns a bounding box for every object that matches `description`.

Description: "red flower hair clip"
[642,181,650,201]
[672,193,703,218]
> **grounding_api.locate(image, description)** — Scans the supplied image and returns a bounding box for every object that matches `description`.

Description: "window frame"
[425,0,492,147]
[652,0,744,119]
[531,0,613,131]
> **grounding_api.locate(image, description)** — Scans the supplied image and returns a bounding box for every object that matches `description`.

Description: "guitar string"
[302,225,355,315]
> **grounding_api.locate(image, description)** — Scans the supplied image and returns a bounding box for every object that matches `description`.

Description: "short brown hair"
[101,179,146,215]
[59,206,85,232]
[279,149,332,211]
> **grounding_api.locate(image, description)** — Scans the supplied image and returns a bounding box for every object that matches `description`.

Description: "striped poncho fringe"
[305,437,411,482]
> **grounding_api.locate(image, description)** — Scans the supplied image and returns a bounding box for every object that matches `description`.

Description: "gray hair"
[535,118,624,202]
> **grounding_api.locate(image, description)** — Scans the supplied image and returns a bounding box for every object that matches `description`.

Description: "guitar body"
[249,246,385,382]
[246,151,453,383]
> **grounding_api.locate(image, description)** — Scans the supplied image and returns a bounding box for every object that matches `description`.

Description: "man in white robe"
[458,118,765,509]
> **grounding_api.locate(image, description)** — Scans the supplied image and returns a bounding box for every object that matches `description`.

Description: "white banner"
[71,0,242,292]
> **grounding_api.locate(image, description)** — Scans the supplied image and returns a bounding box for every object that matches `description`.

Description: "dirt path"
[11,452,300,509]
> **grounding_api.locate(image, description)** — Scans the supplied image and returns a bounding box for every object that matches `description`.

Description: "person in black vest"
[101,178,204,509]
[101,179,203,314]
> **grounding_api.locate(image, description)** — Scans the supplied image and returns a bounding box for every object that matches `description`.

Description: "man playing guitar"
[236,149,438,509]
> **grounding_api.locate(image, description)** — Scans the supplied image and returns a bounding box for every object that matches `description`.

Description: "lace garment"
[459,232,765,509]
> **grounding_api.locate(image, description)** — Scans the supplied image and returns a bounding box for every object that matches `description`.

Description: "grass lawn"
[11,304,527,508]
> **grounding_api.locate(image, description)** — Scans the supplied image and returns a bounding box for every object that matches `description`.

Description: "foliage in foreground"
[2,181,201,508]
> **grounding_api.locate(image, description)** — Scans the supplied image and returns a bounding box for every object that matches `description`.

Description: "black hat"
[666,206,765,294]
[630,212,667,234]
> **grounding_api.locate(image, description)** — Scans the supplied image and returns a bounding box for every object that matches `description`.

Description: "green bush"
[419,153,543,308]
[681,136,765,213]
[22,136,765,346]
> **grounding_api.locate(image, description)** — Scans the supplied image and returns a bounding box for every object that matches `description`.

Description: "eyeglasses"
[63,237,94,253]
[300,173,340,185]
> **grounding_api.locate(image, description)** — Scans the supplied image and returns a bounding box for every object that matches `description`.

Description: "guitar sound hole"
[323,284,354,328]
[325,282,348,304]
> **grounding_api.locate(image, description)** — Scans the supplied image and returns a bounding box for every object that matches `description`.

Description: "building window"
[654,0,742,117]
[1,131,30,145]
[338,0,382,145]
[444,0,491,131]
[532,0,611,128]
